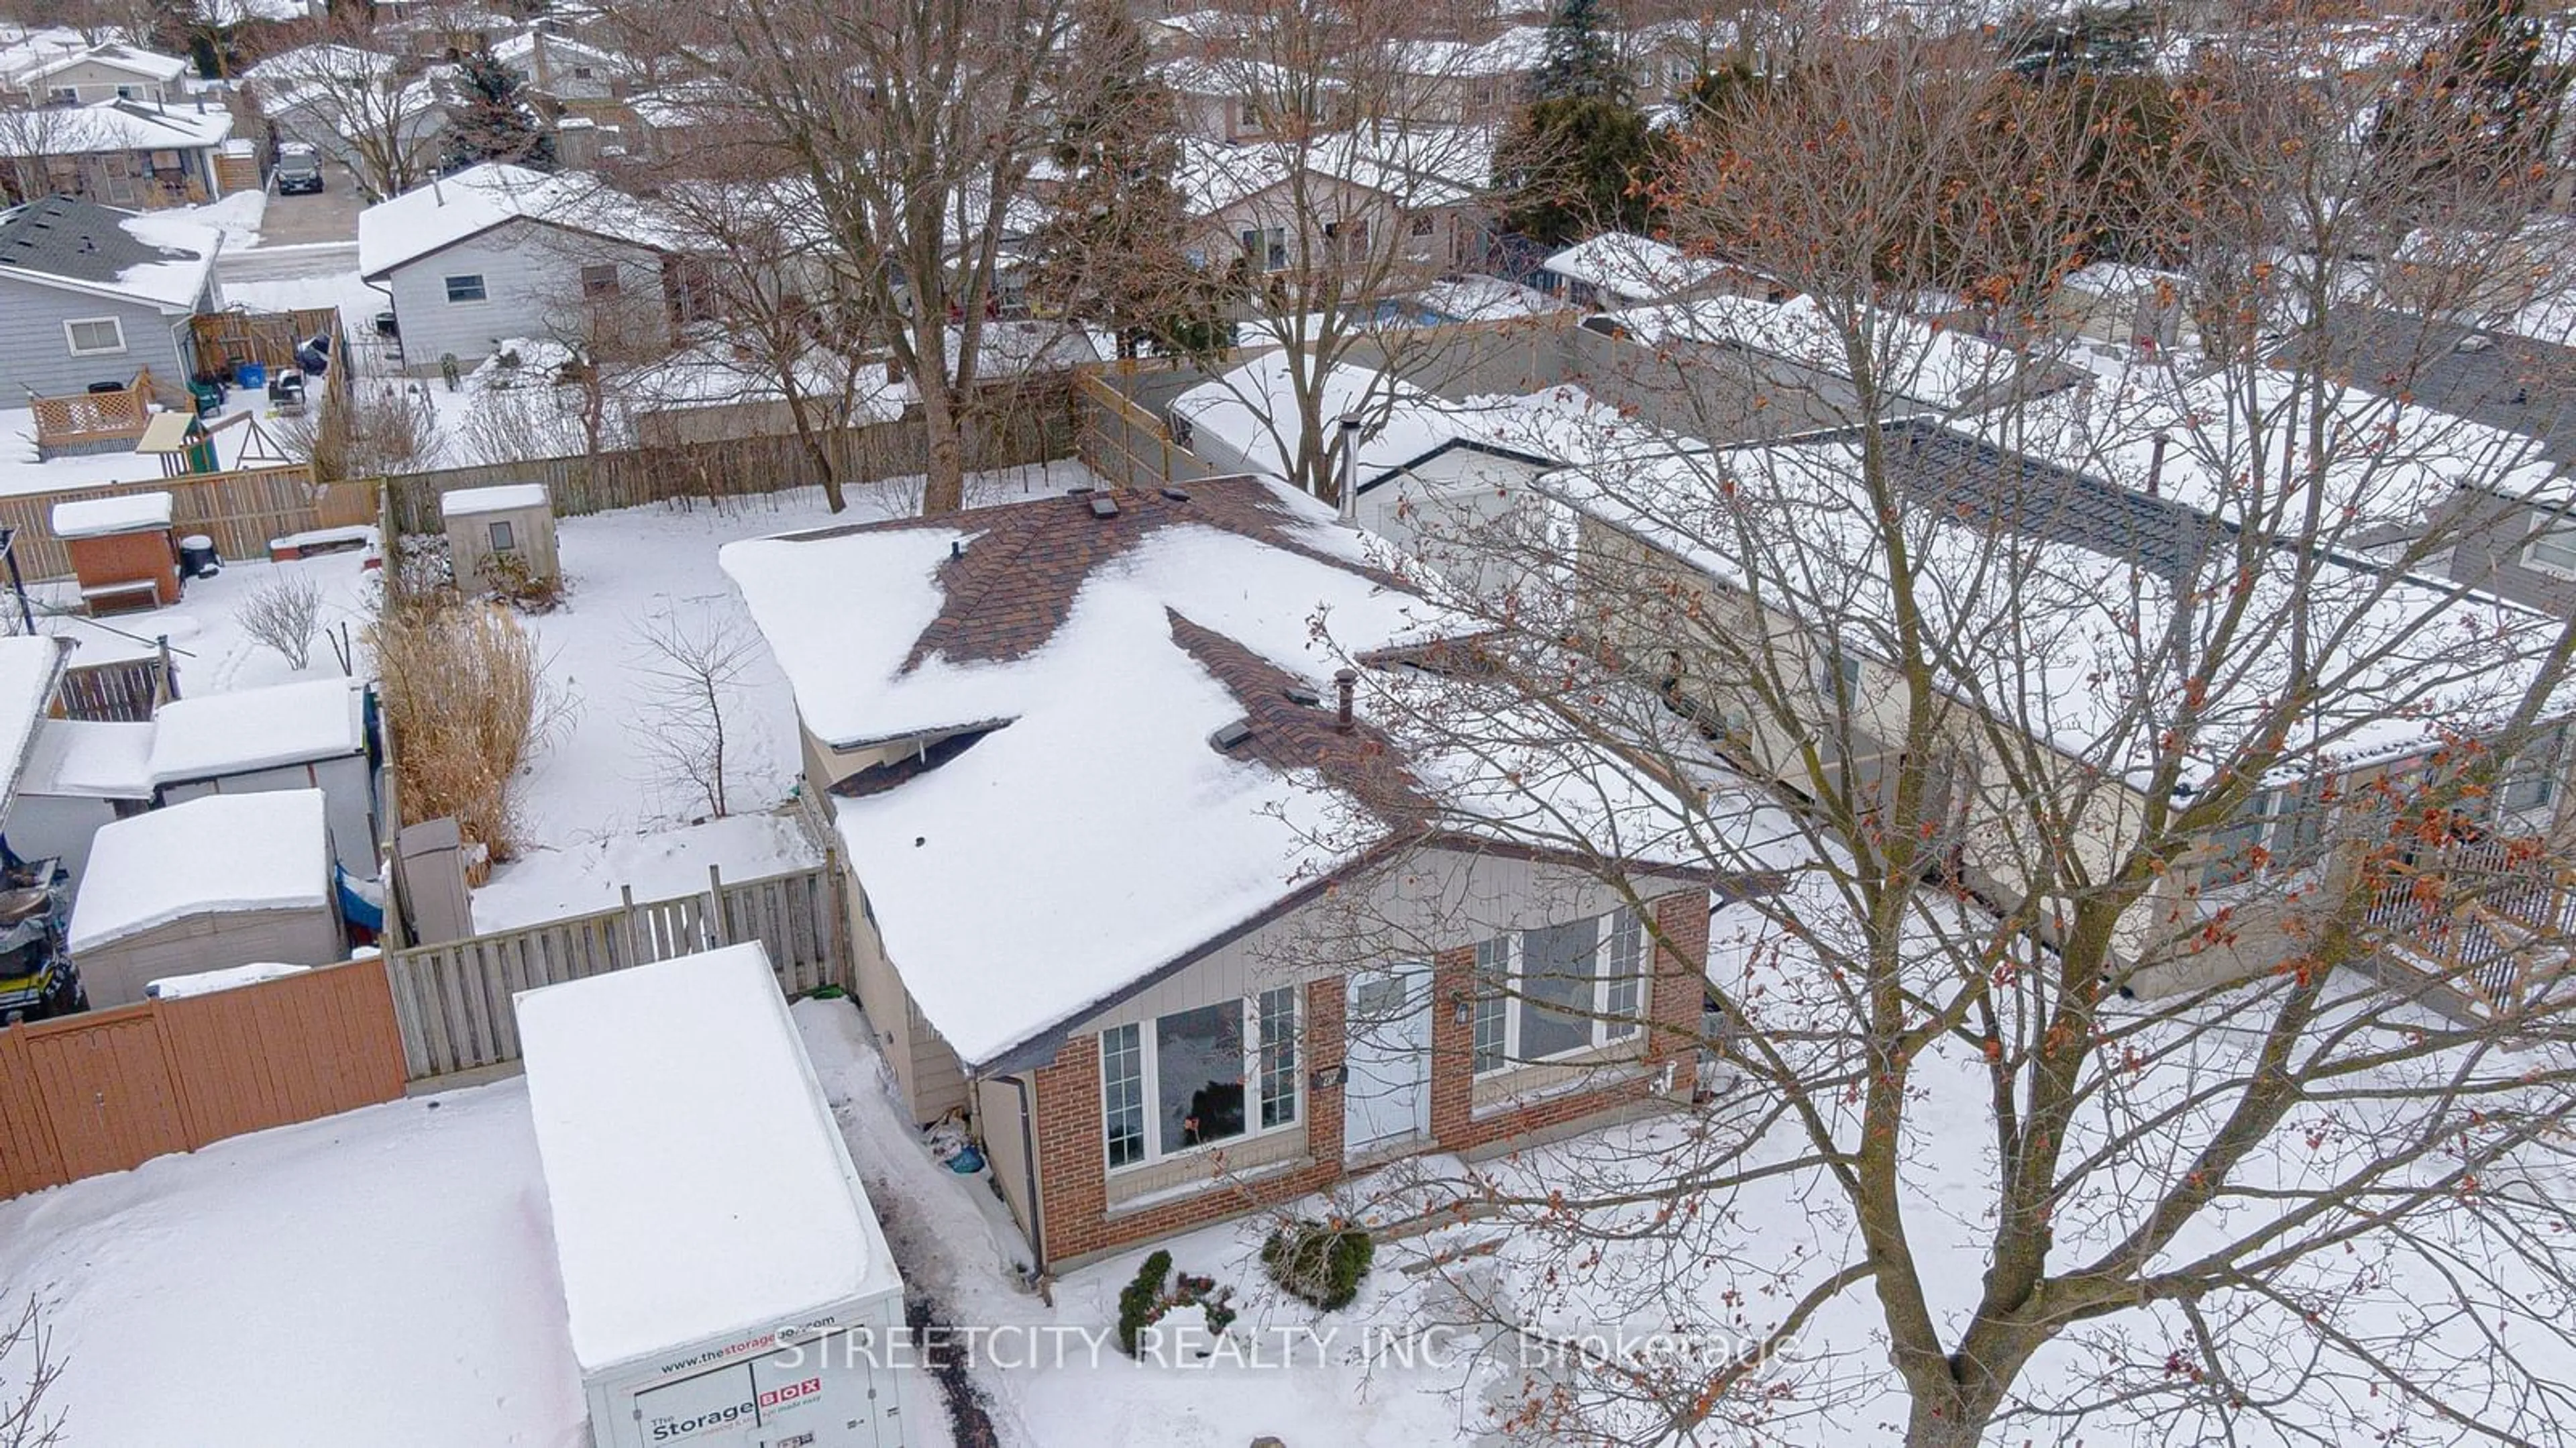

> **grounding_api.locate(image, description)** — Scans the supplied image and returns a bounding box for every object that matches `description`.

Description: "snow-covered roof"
[144,962,313,1000]
[0,197,219,312]
[1548,423,2567,789]
[724,479,1710,1070]
[517,943,900,1375]
[145,678,365,785]
[1170,125,1494,217]
[1543,232,1727,303]
[1169,354,1468,489]
[0,636,67,815]
[358,164,659,280]
[23,43,188,85]
[0,97,232,156]
[1619,293,2081,417]
[437,482,549,517]
[19,718,152,799]
[50,490,172,539]
[69,789,333,953]
[1393,24,1549,76]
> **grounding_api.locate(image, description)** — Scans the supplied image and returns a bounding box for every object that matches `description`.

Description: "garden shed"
[7,717,153,887]
[439,483,557,592]
[52,491,178,612]
[146,678,374,872]
[66,788,341,1008]
[517,943,912,1448]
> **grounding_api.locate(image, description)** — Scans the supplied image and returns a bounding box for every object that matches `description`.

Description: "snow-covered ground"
[470,813,820,932]
[27,539,377,695]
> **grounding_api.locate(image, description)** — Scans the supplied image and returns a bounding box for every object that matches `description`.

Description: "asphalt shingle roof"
[0,195,189,287]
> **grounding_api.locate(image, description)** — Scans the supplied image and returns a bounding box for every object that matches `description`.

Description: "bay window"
[1100,986,1299,1170]
[1472,910,1647,1076]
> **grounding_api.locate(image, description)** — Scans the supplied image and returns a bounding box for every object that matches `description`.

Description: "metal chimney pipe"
[1334,668,1357,731]
[2147,432,2168,499]
[1336,413,1363,524]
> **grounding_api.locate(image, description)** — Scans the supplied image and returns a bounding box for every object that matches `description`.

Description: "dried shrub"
[235,571,323,670]
[283,384,437,482]
[368,598,573,862]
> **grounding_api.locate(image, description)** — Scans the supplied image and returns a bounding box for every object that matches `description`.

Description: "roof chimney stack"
[1336,413,1362,525]
[1333,668,1357,732]
[2147,431,2167,499]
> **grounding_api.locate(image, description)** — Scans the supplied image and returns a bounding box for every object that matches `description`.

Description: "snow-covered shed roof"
[437,482,549,517]
[722,478,1713,1071]
[0,97,233,158]
[50,490,173,539]
[0,197,218,313]
[0,636,67,816]
[19,718,152,799]
[1619,293,2088,417]
[144,961,313,1000]
[518,943,899,1375]
[358,164,659,280]
[69,789,332,953]
[145,678,365,786]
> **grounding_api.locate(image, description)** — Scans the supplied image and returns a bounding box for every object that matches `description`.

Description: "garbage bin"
[188,380,222,415]
[178,535,219,580]
[234,360,266,391]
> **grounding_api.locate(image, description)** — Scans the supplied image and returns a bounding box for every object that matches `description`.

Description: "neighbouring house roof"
[518,943,898,1376]
[0,195,220,311]
[68,788,332,953]
[2305,305,2576,475]
[0,635,68,817]
[23,43,189,86]
[1170,354,1472,489]
[1546,419,2568,790]
[489,30,630,77]
[18,717,152,800]
[1170,125,1495,219]
[1544,232,1726,302]
[144,677,366,785]
[0,97,233,156]
[721,476,1712,1072]
[1618,292,2090,418]
[357,162,660,280]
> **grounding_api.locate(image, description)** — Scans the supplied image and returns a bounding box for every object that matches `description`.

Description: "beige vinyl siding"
[74,904,344,1009]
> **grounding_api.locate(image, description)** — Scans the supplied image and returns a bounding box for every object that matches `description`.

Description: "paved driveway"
[248,160,364,248]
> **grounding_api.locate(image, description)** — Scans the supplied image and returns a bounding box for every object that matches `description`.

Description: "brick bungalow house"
[724,476,1742,1271]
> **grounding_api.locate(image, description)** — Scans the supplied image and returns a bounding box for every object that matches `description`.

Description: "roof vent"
[950,539,963,559]
[1160,487,1191,503]
[1065,485,1094,497]
[1208,719,1254,751]
[1334,668,1358,732]
[1089,494,1120,519]
[1283,684,1320,707]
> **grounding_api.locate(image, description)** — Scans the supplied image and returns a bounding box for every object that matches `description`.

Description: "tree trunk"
[920,374,966,515]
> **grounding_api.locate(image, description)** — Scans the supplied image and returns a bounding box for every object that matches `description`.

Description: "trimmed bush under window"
[1261,1219,1374,1311]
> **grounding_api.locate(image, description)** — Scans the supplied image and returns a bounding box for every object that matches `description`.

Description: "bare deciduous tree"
[1311,7,2576,1445]
[241,13,445,201]
[0,1295,64,1448]
[627,601,757,821]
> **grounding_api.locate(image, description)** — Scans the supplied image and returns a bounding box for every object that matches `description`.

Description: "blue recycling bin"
[234,360,266,391]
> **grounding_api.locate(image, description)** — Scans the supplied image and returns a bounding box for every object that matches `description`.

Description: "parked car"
[276,146,323,195]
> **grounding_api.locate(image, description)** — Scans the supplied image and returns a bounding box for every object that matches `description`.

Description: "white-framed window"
[45,87,75,105]
[580,262,620,297]
[2523,518,2576,578]
[488,519,517,553]
[1409,213,1436,238]
[1471,910,1647,1077]
[444,273,488,303]
[2498,725,2567,814]
[1099,986,1300,1171]
[1239,226,1287,272]
[62,317,124,356]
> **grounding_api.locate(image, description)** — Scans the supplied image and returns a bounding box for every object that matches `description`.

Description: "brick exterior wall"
[1025,891,1711,1270]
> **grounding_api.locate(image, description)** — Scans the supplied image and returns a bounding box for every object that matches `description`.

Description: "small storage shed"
[147,678,374,873]
[518,943,913,1448]
[52,491,180,613]
[67,788,342,1009]
[441,483,557,592]
[7,718,153,887]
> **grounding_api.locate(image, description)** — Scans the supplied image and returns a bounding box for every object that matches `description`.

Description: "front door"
[1344,968,1430,1157]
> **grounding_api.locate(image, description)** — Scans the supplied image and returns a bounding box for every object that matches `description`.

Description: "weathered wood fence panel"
[384,861,850,1080]
[56,655,175,723]
[0,466,377,582]
[383,378,1076,533]
[0,960,408,1201]
[1074,369,1222,493]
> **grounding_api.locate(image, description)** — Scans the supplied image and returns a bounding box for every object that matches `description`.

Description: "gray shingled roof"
[2306,306,2576,473]
[0,195,195,289]
[1866,417,2226,582]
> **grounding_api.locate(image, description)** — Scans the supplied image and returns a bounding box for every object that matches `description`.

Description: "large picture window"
[1472,911,1648,1076]
[1099,988,1299,1170]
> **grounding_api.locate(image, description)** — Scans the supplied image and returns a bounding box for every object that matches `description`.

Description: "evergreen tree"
[441,47,555,172]
[1028,0,1210,355]
[1529,0,1625,104]
[1493,93,1653,246]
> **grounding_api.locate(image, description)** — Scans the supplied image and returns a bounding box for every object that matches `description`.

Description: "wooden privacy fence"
[1074,369,1221,493]
[0,468,378,582]
[0,960,408,1200]
[192,307,340,380]
[383,377,1076,533]
[384,861,849,1080]
[56,652,177,723]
